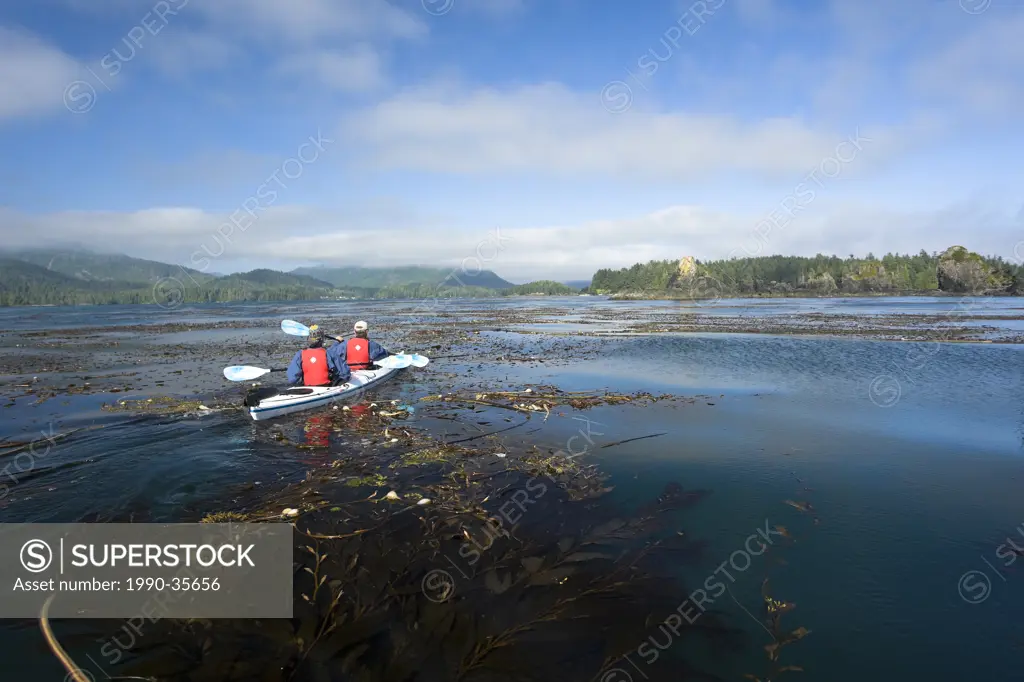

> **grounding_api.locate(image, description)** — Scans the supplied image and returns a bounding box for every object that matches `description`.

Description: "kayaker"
[343,320,390,370]
[286,325,351,386]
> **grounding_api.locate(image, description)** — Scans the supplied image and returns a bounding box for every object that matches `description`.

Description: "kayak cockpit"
[244,386,281,406]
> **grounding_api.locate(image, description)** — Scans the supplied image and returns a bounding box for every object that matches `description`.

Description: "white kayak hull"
[246,365,404,421]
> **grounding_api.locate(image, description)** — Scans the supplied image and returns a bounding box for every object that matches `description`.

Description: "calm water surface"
[1,297,1021,681]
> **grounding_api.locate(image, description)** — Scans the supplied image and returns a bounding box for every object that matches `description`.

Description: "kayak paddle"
[281,320,429,367]
[281,319,313,336]
[379,353,429,368]
[375,355,413,369]
[225,355,426,382]
[281,319,351,341]
[223,365,285,382]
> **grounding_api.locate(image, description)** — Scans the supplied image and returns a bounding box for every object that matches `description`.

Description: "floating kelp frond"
[421,386,681,416]
[344,473,388,488]
[100,396,221,415]
[392,443,475,469]
[199,511,250,523]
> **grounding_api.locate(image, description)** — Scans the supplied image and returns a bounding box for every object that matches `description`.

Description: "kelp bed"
[8,299,1015,413]
[47,389,814,682]
[422,386,680,414]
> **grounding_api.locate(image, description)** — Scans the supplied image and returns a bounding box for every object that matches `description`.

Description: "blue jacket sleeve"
[286,351,303,385]
[368,340,389,361]
[327,344,351,382]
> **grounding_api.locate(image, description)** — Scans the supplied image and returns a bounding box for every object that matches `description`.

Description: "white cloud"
[0,26,84,121]
[341,82,913,180]
[274,46,387,92]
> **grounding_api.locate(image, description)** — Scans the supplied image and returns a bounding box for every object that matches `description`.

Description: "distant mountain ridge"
[219,268,336,289]
[0,249,519,290]
[291,265,515,289]
[0,248,572,306]
[0,249,344,306]
[4,247,212,285]
[0,258,93,287]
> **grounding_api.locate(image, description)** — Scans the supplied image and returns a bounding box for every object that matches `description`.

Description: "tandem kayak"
[243,365,404,421]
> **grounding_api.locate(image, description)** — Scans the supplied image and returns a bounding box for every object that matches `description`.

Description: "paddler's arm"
[286,351,304,385]
[368,340,389,361]
[326,344,351,383]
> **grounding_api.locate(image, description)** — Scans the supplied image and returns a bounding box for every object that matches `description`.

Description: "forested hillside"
[292,265,514,289]
[367,280,577,299]
[0,249,574,306]
[3,248,212,284]
[590,247,1023,297]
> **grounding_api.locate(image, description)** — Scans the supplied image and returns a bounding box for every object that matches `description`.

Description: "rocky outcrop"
[936,245,1009,293]
[845,262,899,292]
[805,271,838,294]
[677,256,696,279]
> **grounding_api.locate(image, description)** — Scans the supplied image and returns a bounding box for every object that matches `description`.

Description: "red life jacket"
[300,348,330,385]
[346,337,371,370]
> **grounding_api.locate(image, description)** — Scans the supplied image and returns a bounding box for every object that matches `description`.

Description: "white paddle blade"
[376,355,412,369]
[281,319,310,337]
[223,365,272,382]
[409,354,430,368]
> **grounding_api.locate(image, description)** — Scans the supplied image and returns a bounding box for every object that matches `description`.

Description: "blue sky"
[0,0,1022,282]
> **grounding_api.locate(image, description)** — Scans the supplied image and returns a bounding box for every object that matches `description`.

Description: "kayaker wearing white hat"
[342,320,390,371]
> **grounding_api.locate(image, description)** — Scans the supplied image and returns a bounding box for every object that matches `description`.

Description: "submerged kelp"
[748,578,811,681]
[90,496,741,680]
[55,400,754,682]
[33,399,814,681]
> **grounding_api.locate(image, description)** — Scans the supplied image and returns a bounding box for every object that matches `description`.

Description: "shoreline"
[607,290,1020,301]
